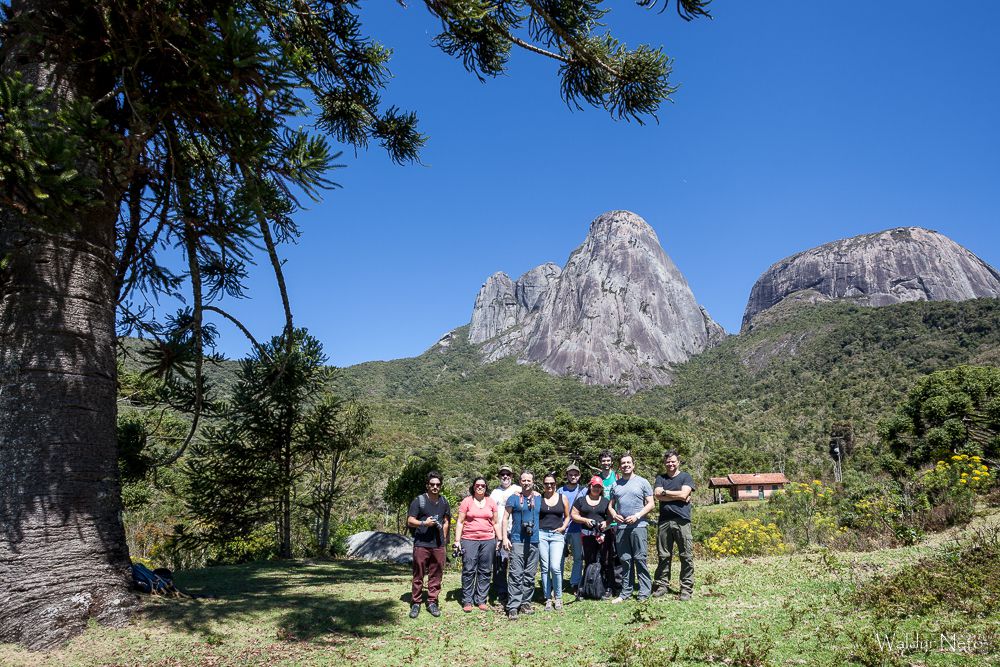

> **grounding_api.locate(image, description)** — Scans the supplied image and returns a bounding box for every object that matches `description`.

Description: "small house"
[708,473,790,503]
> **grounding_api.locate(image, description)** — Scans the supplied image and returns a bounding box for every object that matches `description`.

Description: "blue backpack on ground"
[131,563,176,595]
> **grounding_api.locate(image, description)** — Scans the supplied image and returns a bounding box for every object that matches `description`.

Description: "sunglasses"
[474,483,486,488]
[543,482,556,486]
[428,482,441,487]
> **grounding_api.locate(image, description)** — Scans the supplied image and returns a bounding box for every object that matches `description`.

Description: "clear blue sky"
[210,1,1000,367]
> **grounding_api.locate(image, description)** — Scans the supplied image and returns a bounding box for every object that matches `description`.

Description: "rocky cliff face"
[742,227,1000,331]
[468,262,561,360]
[468,211,723,392]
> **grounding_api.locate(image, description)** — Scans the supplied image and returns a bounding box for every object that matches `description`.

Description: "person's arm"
[453,508,466,546]
[442,513,451,544]
[655,487,690,501]
[609,490,625,524]
[571,504,587,525]
[492,501,503,542]
[501,505,513,550]
[654,477,693,502]
[634,493,655,522]
[557,495,571,533]
[406,499,430,530]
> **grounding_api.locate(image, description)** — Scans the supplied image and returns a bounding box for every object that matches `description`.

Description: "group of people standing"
[406,450,695,620]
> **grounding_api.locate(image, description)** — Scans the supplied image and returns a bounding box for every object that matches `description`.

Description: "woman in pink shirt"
[454,476,502,611]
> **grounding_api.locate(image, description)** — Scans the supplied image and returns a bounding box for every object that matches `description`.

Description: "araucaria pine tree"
[0,0,712,648]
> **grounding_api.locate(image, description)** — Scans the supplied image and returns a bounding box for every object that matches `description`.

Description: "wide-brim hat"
[498,464,514,475]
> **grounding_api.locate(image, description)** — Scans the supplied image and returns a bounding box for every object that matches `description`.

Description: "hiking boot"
[507,609,518,621]
[678,591,692,602]
[462,604,473,612]
[408,604,420,618]
[477,603,489,611]
[554,599,563,611]
[519,603,534,615]
[427,602,441,617]
[544,600,553,611]
[651,587,670,598]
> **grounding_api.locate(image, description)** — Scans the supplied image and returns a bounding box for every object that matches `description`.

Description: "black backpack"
[580,562,606,600]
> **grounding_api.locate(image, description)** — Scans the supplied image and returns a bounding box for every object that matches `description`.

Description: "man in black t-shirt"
[406,471,451,618]
[652,451,695,600]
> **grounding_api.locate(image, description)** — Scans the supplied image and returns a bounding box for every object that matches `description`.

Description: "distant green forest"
[121,298,1000,509]
[318,298,1000,487]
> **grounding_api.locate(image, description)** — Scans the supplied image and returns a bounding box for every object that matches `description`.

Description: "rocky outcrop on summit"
[742,227,1000,331]
[469,211,723,393]
[468,272,520,345]
[468,263,561,350]
[515,262,561,313]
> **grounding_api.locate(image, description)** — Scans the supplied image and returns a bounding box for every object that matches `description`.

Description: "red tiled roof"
[708,477,733,487]
[726,473,789,485]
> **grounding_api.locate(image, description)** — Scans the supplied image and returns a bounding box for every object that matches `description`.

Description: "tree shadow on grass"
[142,560,410,641]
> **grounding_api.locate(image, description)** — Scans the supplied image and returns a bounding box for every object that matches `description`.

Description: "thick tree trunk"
[0,5,138,648]
[0,208,137,649]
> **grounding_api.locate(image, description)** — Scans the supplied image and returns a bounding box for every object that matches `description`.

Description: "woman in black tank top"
[538,473,570,610]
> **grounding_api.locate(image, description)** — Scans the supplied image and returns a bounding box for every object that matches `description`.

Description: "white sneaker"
[544,599,553,611]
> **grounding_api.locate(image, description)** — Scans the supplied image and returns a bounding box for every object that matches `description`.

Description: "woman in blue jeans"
[538,473,571,610]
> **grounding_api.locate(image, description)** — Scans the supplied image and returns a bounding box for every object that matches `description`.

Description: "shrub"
[916,454,994,530]
[841,492,919,546]
[855,525,1000,618]
[692,505,759,543]
[207,525,278,565]
[705,518,786,557]
[686,626,774,667]
[925,454,993,493]
[767,480,840,546]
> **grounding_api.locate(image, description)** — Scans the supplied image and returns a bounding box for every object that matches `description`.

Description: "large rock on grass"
[345,531,413,564]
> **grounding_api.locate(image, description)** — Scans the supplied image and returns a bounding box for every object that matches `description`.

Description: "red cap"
[589,475,603,488]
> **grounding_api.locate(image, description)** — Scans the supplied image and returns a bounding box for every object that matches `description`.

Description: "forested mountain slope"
[334,299,1000,481]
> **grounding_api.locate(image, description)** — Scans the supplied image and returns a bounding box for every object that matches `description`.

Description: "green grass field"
[3,511,999,667]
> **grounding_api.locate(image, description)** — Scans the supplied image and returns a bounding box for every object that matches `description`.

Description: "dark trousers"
[582,530,616,594]
[492,542,511,603]
[460,538,495,605]
[507,540,539,611]
[411,546,445,605]
[655,520,694,594]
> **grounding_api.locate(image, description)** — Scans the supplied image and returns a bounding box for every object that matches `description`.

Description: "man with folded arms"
[652,451,695,601]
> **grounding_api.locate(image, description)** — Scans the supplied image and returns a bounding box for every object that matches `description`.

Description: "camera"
[522,521,534,536]
[451,543,464,558]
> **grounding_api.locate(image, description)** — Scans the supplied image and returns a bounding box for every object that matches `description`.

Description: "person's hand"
[502,539,511,551]
[599,521,607,531]
[624,514,637,524]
